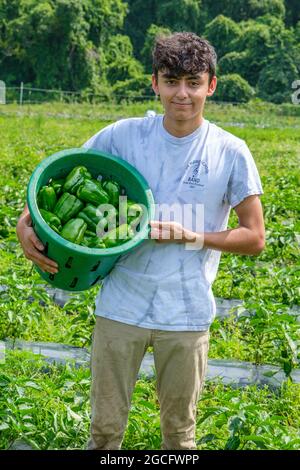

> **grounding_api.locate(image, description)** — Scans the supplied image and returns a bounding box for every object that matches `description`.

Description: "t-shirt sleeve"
[227,142,263,208]
[81,122,115,153]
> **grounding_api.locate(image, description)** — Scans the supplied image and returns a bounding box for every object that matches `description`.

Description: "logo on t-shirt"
[183,159,209,189]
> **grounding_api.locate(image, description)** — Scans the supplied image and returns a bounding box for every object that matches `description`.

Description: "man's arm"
[201,195,265,255]
[150,195,265,256]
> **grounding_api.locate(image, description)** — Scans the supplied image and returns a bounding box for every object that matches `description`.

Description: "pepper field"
[0,101,299,450]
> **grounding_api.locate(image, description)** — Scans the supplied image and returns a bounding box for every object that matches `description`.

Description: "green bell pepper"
[39,209,62,233]
[77,204,104,231]
[102,223,134,248]
[60,218,87,244]
[54,192,84,224]
[76,179,110,206]
[37,186,57,212]
[50,178,65,197]
[118,198,143,226]
[127,201,143,225]
[91,238,106,249]
[102,180,120,207]
[95,206,118,238]
[63,166,92,194]
[81,234,106,249]
[85,229,97,237]
[81,235,94,247]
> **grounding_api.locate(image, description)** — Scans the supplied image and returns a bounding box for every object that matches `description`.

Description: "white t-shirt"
[82,114,263,331]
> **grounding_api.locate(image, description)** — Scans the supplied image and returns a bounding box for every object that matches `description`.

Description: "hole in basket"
[43,242,49,255]
[49,273,55,281]
[65,257,73,269]
[70,277,78,288]
[133,222,141,233]
[91,260,101,272]
[91,274,102,286]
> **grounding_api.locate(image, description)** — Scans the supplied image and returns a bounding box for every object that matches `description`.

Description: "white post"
[0,81,5,104]
[20,82,24,105]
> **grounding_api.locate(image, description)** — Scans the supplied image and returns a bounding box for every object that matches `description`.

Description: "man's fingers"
[150,220,175,229]
[149,220,164,228]
[150,228,171,242]
[17,224,59,273]
[28,249,59,273]
[28,235,58,270]
[150,228,161,239]
[31,234,45,251]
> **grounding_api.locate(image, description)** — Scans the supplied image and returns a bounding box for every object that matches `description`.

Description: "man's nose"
[175,81,189,99]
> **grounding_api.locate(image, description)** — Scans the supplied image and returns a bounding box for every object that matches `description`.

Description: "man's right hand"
[16,212,59,274]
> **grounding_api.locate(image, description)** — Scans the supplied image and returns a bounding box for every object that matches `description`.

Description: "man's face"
[152,70,217,123]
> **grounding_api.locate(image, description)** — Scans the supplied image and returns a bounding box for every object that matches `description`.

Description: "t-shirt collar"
[158,114,209,144]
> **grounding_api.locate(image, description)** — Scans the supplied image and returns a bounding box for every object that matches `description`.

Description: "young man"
[16,32,265,450]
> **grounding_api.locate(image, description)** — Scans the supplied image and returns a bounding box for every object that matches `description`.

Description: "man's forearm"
[204,226,265,255]
[183,226,265,255]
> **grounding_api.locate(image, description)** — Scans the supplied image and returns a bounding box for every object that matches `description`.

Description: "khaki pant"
[87,316,209,450]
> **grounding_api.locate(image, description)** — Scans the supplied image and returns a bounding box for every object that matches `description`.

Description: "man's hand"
[149,220,203,248]
[16,212,59,274]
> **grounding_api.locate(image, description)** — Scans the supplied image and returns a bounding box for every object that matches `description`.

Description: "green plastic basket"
[27,148,155,291]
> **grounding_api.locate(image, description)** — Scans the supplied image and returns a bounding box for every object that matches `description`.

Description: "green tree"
[0,0,129,90]
[112,74,153,102]
[245,0,285,19]
[124,0,158,61]
[156,0,202,32]
[0,0,39,84]
[83,0,128,47]
[257,51,299,103]
[124,0,206,61]
[26,0,93,89]
[284,0,300,26]
[234,20,272,86]
[214,73,255,103]
[106,34,144,85]
[204,15,241,59]
[295,21,300,43]
[218,51,249,76]
[233,15,300,103]
[202,0,285,23]
[141,24,171,73]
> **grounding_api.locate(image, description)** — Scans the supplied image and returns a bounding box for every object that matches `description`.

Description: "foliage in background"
[0,0,299,103]
[213,74,255,103]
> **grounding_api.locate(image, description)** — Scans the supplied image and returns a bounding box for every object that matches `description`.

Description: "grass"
[1,98,300,126]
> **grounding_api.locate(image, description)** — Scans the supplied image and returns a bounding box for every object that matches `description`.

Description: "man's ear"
[207,76,217,97]
[152,74,159,96]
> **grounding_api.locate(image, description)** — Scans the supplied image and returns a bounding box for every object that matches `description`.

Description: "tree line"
[0,0,299,103]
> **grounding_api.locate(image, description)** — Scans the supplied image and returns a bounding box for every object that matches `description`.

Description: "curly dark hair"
[152,32,217,83]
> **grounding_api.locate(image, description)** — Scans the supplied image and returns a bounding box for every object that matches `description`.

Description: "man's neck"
[163,115,204,138]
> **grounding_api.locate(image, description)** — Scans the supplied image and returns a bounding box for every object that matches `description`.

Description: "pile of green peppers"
[36,165,143,249]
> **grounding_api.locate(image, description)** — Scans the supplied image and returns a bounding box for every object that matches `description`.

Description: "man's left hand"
[149,220,196,244]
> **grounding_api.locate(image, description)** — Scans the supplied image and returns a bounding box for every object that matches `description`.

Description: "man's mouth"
[172,102,192,106]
